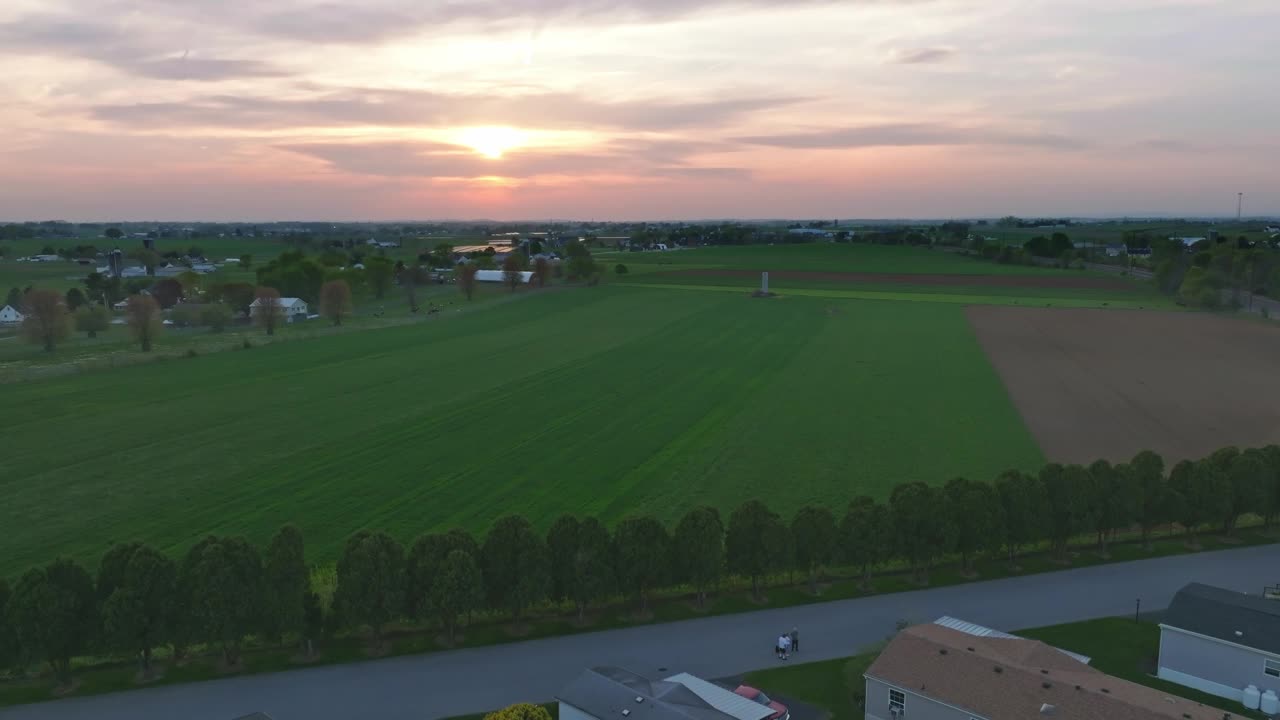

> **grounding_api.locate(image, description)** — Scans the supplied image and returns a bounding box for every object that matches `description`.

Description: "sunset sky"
[1,0,1277,221]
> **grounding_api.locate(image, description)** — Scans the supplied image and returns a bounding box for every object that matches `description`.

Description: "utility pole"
[1238,193,1244,222]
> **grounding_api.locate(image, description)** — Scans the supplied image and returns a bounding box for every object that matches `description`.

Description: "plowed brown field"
[967,307,1280,463]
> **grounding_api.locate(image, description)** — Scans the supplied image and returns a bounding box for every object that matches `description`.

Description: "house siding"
[864,677,982,720]
[1158,626,1280,703]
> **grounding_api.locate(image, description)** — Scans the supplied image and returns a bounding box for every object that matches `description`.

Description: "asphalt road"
[3,543,1275,720]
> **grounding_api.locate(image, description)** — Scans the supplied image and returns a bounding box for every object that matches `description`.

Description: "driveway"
[1,543,1275,720]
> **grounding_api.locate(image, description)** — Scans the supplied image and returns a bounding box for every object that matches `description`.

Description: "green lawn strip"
[743,657,863,720]
[622,281,1163,309]
[1,528,1272,708]
[613,245,1077,276]
[1020,618,1263,719]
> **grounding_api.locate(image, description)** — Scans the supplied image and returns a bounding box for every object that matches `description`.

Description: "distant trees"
[124,294,162,352]
[238,254,252,269]
[101,544,176,675]
[533,257,552,287]
[1130,451,1168,549]
[502,253,526,292]
[944,478,998,574]
[64,287,87,311]
[457,263,479,301]
[568,517,613,621]
[612,516,669,612]
[262,525,309,648]
[482,516,549,623]
[188,536,263,666]
[993,470,1043,565]
[726,500,787,600]
[254,286,283,336]
[432,550,483,646]
[256,251,324,302]
[890,482,950,583]
[200,303,233,332]
[840,496,888,588]
[74,303,110,339]
[564,241,597,281]
[319,279,352,326]
[9,558,96,684]
[545,515,581,605]
[20,288,70,352]
[791,506,837,594]
[364,257,395,299]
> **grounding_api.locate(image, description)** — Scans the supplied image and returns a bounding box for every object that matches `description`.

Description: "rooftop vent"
[940,649,948,655]
[1041,669,1049,674]
[1042,682,1052,689]
[635,697,643,704]
[994,666,1003,674]
[967,647,975,652]
[622,711,630,717]
[1165,697,1176,704]
[1075,686,1081,691]
[1235,631,1244,637]
[1040,703,1056,716]
[1101,688,1110,694]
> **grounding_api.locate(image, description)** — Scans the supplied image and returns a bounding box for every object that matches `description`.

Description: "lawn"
[0,284,1043,577]
[606,243,1069,275]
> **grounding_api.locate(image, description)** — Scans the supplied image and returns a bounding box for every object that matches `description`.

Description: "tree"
[8,558,96,684]
[1262,445,1280,531]
[615,263,629,275]
[840,496,890,588]
[484,703,553,720]
[365,256,395,299]
[457,263,479,301]
[1168,459,1226,546]
[101,545,176,675]
[301,590,324,658]
[0,578,12,672]
[1085,460,1127,556]
[128,248,159,275]
[256,251,325,302]
[401,264,425,312]
[672,506,723,608]
[188,536,263,666]
[791,505,837,594]
[262,525,309,648]
[944,478,998,574]
[569,517,613,622]
[5,286,21,308]
[726,500,787,600]
[333,530,404,648]
[64,287,86,311]
[564,241,596,281]
[105,227,123,240]
[74,303,109,339]
[481,515,549,622]
[1041,463,1085,561]
[97,541,145,606]
[613,516,669,612]
[533,257,552,287]
[147,278,181,309]
[319,279,352,326]
[124,294,162,352]
[254,286,283,336]
[1130,451,1168,549]
[238,254,252,269]
[993,470,1044,565]
[890,482,950,583]
[545,515,581,604]
[502,253,526,292]
[405,530,478,621]
[431,550,483,646]
[20,288,69,352]
[200,303,233,332]
[1225,449,1268,535]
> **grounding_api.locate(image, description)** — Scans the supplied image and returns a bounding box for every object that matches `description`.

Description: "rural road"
[3,544,1275,720]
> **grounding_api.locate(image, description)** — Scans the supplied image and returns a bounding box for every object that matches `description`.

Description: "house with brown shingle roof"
[864,621,1234,720]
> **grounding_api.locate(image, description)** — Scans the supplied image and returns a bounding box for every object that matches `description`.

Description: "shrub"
[185,348,198,358]
[615,264,629,275]
[242,338,253,349]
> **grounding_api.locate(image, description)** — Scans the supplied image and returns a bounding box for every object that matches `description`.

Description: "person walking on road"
[790,627,799,653]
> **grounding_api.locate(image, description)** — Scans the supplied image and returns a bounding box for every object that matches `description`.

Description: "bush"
[242,338,253,349]
[200,304,233,333]
[615,264,629,275]
[185,348,198,358]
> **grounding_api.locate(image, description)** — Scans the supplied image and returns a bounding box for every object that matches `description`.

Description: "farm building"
[475,269,533,284]
[0,304,24,325]
[249,297,310,323]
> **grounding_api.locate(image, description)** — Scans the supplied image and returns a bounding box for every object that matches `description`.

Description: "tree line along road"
[1,543,1275,720]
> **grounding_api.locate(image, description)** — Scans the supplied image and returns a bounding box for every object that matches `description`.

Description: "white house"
[0,305,24,325]
[249,297,309,323]
[475,269,533,284]
[120,266,149,278]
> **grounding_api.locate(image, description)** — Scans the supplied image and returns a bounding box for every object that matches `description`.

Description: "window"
[889,688,906,715]
[1266,659,1280,678]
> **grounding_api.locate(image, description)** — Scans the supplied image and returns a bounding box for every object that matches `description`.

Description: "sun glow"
[456,126,527,159]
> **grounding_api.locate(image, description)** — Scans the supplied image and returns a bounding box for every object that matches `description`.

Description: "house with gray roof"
[1158,582,1280,704]
[557,667,771,720]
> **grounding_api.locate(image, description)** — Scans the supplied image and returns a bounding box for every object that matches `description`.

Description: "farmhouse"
[0,304,24,325]
[249,297,309,323]
[1157,582,1280,707]
[864,620,1231,720]
[557,667,773,720]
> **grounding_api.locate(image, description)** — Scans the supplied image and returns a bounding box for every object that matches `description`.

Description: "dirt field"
[664,268,1134,290]
[967,307,1280,464]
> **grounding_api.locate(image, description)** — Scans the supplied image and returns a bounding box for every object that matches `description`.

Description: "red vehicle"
[734,684,790,720]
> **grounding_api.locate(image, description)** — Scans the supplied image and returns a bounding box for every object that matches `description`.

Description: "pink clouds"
[0,0,1276,220]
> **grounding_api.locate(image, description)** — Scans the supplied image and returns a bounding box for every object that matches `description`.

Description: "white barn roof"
[662,673,773,720]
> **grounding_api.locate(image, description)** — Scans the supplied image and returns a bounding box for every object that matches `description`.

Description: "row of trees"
[4,445,1277,686]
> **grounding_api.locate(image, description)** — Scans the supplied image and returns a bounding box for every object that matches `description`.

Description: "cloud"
[889,47,955,64]
[0,14,287,81]
[738,123,1087,150]
[91,89,803,132]
[276,138,748,180]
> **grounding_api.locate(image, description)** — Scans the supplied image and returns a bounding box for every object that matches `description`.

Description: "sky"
[1,0,1277,221]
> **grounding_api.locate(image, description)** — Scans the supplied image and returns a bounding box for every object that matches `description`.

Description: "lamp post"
[1135,598,1141,623]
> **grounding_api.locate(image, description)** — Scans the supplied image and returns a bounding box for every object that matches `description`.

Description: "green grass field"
[0,282,1044,577]
[605,243,1070,275]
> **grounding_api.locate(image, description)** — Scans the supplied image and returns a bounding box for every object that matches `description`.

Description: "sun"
[456,126,526,159]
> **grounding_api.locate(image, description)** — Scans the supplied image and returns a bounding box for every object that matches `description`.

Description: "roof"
[557,667,737,720]
[866,623,1231,720]
[663,673,772,720]
[1162,582,1280,654]
[933,616,1090,664]
[251,297,306,308]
